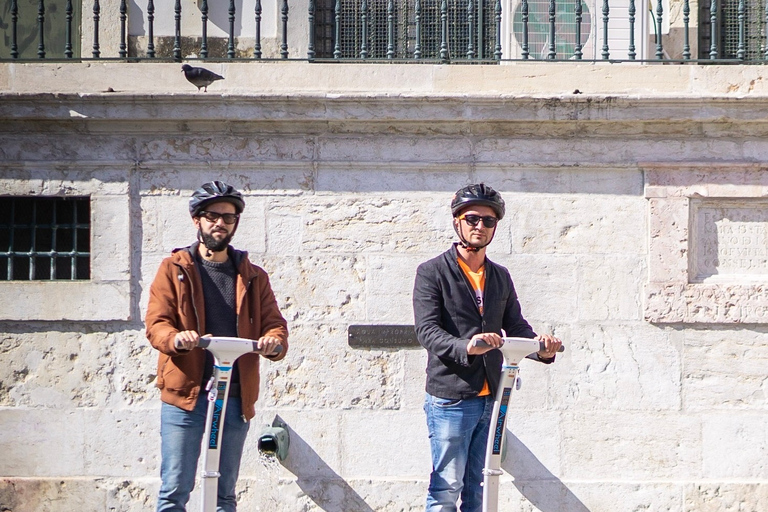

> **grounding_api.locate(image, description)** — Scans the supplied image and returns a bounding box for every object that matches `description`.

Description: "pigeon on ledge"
[181,64,224,92]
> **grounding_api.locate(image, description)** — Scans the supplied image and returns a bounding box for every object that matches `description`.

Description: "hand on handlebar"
[174,330,203,351]
[535,334,562,360]
[256,335,283,357]
[467,332,503,355]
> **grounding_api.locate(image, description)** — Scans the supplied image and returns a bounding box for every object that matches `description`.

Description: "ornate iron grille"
[700,0,766,59]
[314,0,497,59]
[0,197,90,280]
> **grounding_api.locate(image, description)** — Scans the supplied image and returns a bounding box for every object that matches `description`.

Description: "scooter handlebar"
[472,337,565,353]
[198,336,284,357]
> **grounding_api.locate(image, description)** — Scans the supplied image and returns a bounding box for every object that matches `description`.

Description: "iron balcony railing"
[0,0,766,62]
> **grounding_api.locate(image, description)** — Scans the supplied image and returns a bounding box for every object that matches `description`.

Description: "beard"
[200,229,233,253]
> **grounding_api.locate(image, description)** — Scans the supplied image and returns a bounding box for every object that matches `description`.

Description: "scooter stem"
[478,337,564,512]
[197,336,282,512]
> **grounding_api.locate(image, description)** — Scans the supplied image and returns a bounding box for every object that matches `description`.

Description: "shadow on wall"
[281,421,375,512]
[502,432,590,512]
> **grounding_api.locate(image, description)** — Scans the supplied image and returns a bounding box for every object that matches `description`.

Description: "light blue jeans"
[157,392,250,512]
[424,393,494,512]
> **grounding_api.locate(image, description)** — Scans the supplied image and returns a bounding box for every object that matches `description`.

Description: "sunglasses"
[199,211,239,225]
[459,214,498,228]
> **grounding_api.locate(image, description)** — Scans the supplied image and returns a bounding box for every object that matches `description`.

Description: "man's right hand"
[467,332,503,355]
[174,330,200,351]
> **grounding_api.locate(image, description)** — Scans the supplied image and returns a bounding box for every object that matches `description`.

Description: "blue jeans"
[424,393,494,512]
[157,392,250,512]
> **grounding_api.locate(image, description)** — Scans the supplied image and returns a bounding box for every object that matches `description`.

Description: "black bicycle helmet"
[450,183,505,220]
[189,181,245,217]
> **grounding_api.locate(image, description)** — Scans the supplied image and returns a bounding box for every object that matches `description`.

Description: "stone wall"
[0,62,767,511]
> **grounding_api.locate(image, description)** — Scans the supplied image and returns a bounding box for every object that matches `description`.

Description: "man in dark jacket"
[146,181,288,512]
[413,183,561,512]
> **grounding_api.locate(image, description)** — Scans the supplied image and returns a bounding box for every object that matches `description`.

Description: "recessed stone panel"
[644,163,768,324]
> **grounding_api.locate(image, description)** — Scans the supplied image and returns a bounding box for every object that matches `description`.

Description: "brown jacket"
[145,243,288,421]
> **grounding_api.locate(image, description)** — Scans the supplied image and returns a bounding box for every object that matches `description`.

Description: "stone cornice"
[2,93,768,137]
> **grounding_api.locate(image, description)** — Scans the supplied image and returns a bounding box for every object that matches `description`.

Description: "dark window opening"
[0,196,90,281]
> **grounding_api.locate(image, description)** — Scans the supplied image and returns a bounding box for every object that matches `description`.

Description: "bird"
[181,64,224,92]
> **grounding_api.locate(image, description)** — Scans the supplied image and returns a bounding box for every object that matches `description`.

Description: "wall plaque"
[347,325,420,348]
[691,200,768,282]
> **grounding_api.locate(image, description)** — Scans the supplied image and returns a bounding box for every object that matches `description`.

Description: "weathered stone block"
[510,195,646,256]
[315,163,471,193]
[0,478,107,512]
[0,331,116,408]
[508,482,683,512]
[401,350,429,410]
[339,411,430,478]
[682,329,768,411]
[551,324,681,412]
[137,135,315,162]
[561,412,700,480]
[702,413,768,479]
[684,483,768,512]
[259,324,403,410]
[262,255,366,323]
[576,255,645,321]
[500,412,563,480]
[295,196,455,254]
[476,166,643,196]
[318,136,472,163]
[493,254,579,324]
[82,409,160,477]
[0,410,87,476]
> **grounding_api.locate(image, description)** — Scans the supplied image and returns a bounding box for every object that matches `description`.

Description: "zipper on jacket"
[239,273,257,334]
[176,263,202,335]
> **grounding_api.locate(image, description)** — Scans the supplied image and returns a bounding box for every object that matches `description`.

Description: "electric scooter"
[475,336,565,512]
[195,336,283,512]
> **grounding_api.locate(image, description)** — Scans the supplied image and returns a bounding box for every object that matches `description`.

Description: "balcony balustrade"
[0,0,764,62]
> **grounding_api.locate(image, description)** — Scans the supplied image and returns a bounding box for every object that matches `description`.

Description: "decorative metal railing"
[0,0,765,62]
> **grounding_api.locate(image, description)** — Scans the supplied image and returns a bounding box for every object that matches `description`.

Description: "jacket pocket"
[159,360,189,393]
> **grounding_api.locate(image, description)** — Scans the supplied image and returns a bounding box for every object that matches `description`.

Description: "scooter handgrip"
[539,341,565,353]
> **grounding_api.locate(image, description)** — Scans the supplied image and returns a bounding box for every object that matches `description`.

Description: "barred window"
[699,0,766,59]
[314,0,498,60]
[0,197,90,281]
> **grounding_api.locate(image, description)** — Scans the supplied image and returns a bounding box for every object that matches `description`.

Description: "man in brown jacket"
[145,181,288,512]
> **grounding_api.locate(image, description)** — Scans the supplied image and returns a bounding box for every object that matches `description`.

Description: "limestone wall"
[0,62,767,511]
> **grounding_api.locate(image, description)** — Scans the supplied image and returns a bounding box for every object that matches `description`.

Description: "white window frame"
[0,165,131,321]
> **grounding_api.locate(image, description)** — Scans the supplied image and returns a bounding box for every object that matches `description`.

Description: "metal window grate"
[720,0,765,59]
[314,0,497,59]
[0,196,91,281]
[700,0,766,59]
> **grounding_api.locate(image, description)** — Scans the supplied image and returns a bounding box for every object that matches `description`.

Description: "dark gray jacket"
[413,244,548,399]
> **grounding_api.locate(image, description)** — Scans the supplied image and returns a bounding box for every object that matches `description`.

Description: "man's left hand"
[535,334,562,360]
[256,336,283,357]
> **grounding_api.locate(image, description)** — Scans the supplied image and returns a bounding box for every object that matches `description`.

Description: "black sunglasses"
[459,214,498,228]
[199,211,239,225]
